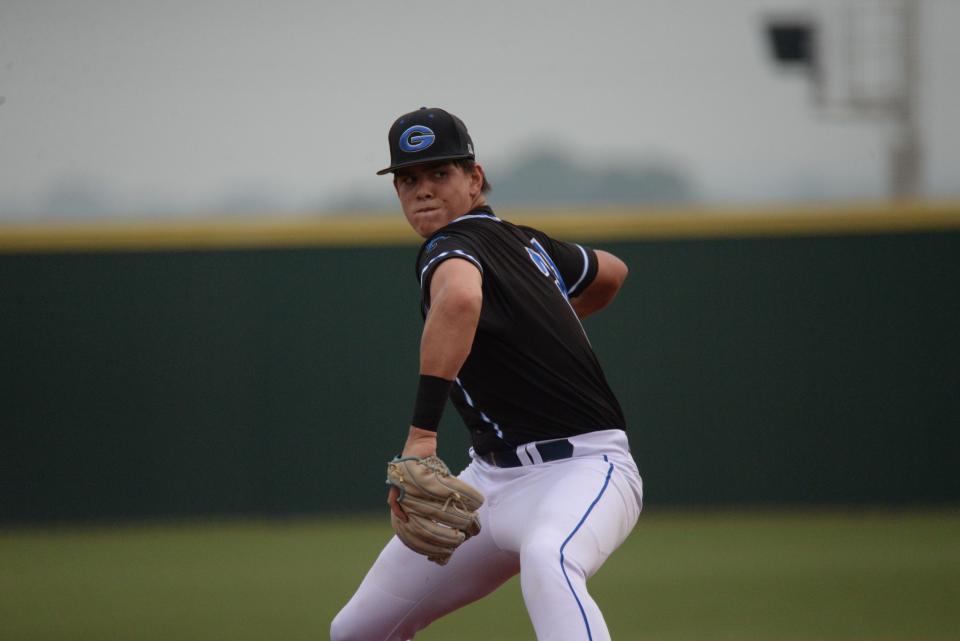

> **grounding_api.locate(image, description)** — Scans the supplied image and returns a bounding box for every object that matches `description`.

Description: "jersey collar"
[451,205,500,224]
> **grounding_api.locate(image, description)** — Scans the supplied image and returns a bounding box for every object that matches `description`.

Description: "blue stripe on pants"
[559,455,614,641]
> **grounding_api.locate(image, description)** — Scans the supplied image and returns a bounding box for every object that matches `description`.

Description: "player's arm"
[390,258,482,519]
[401,258,482,456]
[419,258,483,380]
[569,250,628,319]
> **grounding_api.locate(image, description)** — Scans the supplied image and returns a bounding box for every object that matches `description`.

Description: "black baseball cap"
[376,107,475,175]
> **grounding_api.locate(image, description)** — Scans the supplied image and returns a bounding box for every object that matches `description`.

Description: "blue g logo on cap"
[399,125,435,153]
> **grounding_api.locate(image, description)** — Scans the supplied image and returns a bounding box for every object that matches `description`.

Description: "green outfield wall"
[2,204,959,522]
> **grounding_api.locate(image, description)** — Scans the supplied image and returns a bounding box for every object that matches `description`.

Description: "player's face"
[394,162,485,238]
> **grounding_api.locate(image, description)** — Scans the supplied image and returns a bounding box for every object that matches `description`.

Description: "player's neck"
[468,196,488,213]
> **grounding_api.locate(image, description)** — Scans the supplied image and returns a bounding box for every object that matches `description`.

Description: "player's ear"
[469,164,485,198]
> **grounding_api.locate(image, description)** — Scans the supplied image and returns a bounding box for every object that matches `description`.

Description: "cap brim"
[375,154,475,176]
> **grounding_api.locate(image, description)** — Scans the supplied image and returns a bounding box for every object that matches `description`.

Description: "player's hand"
[385,454,484,565]
[387,485,407,522]
[387,426,439,522]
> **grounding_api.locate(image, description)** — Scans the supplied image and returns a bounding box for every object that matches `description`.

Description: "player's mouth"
[415,206,442,216]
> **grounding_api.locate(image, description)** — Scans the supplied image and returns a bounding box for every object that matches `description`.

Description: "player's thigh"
[331,521,518,641]
[509,458,640,575]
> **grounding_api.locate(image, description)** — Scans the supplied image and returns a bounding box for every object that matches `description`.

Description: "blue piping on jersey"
[419,249,483,290]
[423,235,449,253]
[455,378,506,441]
[529,237,568,294]
[451,212,502,224]
[528,237,592,343]
[567,244,591,296]
[560,454,613,641]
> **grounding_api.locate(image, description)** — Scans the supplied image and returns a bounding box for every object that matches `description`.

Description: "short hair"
[453,159,492,193]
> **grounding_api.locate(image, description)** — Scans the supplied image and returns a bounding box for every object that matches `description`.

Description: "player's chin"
[413,210,447,237]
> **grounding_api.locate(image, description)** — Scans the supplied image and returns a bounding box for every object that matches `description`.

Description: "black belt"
[480,439,574,468]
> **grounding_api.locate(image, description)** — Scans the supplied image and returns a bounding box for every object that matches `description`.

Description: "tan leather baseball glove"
[386,455,484,565]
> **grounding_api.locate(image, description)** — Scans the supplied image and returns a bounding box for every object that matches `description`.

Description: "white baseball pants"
[330,429,643,641]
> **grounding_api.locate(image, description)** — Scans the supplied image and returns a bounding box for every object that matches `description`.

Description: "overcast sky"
[0,0,957,219]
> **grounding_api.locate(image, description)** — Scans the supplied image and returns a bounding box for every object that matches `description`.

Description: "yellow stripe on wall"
[512,201,960,242]
[1,201,959,253]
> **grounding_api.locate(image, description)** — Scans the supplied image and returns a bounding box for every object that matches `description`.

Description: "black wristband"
[411,375,454,431]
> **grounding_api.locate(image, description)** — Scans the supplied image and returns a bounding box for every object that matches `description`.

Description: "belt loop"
[481,437,576,468]
[516,444,534,466]
[526,443,544,465]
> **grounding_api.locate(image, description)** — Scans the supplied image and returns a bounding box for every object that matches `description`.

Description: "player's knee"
[521,531,591,579]
[329,610,347,641]
[329,608,363,641]
[520,532,566,568]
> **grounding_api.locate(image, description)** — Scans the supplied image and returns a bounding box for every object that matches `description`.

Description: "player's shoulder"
[450,206,538,243]
[414,207,520,277]
[418,207,505,252]
[514,223,548,240]
[417,226,473,262]
[439,206,514,238]
[414,224,481,282]
[515,224,575,254]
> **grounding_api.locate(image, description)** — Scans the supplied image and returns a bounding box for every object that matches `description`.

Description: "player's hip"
[470,428,635,469]
[459,430,643,553]
[463,430,639,500]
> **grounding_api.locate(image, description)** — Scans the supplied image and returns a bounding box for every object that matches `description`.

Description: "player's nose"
[415,178,435,199]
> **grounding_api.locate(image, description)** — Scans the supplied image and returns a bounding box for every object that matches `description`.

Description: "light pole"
[891,0,922,199]
[764,0,923,200]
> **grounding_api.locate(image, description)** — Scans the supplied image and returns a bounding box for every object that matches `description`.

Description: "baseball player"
[330,107,643,641]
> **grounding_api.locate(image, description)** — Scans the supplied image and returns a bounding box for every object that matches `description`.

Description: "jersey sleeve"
[521,227,598,298]
[415,233,484,309]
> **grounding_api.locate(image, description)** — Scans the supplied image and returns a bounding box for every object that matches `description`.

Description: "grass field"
[2,509,958,641]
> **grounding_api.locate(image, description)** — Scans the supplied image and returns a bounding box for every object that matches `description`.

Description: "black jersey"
[416,205,626,455]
